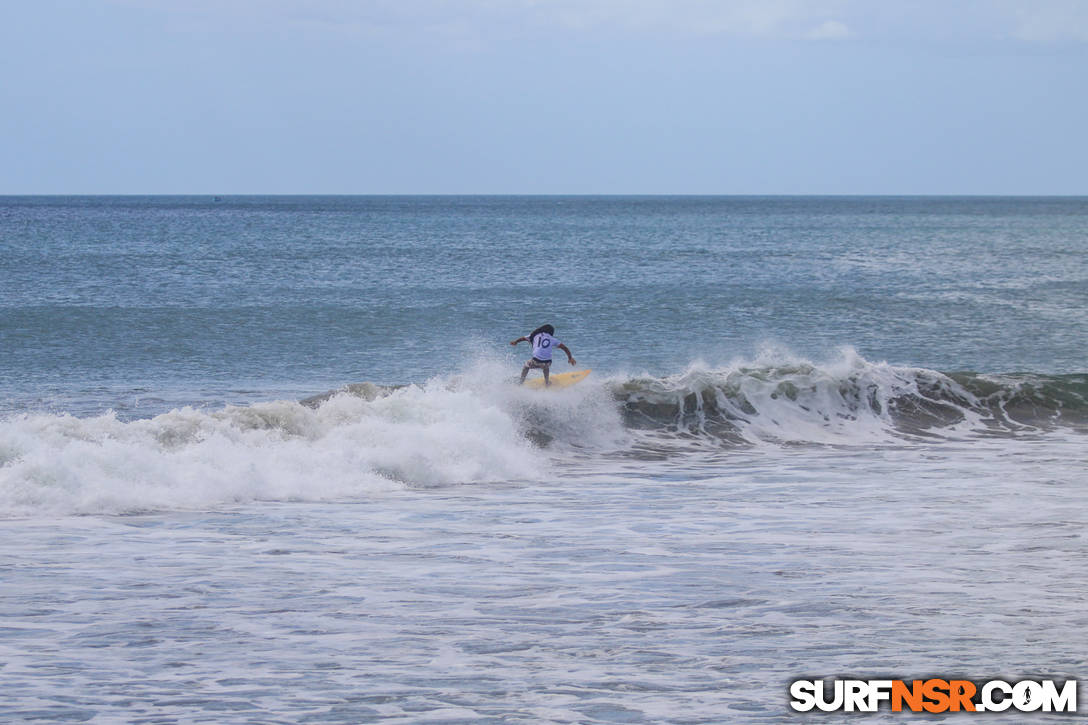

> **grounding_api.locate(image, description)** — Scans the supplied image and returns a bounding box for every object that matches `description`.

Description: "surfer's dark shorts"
[523,358,551,370]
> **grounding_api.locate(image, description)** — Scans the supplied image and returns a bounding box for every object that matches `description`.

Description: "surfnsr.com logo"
[789,678,1078,713]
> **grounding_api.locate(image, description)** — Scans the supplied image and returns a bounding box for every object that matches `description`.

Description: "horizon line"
[3,193,1087,198]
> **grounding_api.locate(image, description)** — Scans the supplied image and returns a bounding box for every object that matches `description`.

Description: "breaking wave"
[613,353,1087,444]
[0,349,1083,515]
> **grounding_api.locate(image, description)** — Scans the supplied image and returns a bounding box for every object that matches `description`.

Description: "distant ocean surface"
[1,196,1086,722]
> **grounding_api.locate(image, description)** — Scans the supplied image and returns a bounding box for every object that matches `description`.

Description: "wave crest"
[613,352,1086,445]
[2,349,1083,516]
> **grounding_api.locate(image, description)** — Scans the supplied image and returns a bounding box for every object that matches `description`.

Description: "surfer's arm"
[557,343,576,365]
[509,336,528,346]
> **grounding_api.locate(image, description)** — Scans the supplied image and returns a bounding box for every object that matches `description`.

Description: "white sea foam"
[0,379,550,517]
[3,432,1085,723]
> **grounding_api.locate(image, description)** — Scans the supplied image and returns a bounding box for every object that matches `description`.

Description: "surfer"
[510,324,576,386]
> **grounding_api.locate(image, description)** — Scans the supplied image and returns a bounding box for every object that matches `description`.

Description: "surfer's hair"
[529,324,555,344]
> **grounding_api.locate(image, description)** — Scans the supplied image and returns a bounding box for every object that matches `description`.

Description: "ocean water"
[1,196,1086,723]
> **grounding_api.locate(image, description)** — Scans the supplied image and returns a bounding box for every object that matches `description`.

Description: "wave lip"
[948,371,1088,430]
[610,351,1087,446]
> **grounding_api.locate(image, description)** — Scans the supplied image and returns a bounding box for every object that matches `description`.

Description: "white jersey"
[531,332,560,361]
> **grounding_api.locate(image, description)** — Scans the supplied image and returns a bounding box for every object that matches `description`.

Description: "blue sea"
[1,196,1086,722]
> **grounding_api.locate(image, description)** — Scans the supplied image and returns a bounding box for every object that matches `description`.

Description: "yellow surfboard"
[523,368,591,390]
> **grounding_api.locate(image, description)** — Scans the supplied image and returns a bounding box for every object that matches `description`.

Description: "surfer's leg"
[543,361,551,386]
[521,358,542,384]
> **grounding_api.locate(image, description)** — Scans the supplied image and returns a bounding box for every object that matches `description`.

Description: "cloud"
[1001,0,1088,42]
[521,0,853,38]
[806,19,851,40]
[104,0,1088,46]
[106,0,849,37]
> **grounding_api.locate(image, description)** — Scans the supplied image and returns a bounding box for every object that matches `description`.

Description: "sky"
[1,0,1086,194]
